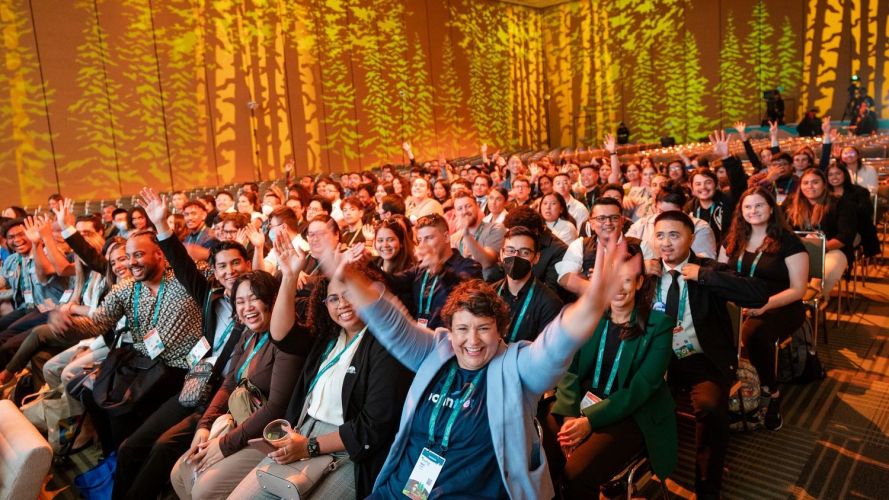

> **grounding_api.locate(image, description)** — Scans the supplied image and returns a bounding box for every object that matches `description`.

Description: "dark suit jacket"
[281,328,413,498]
[683,254,770,375]
[552,310,677,479]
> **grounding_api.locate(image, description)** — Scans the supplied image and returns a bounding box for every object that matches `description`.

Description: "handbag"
[728,359,762,432]
[255,455,337,500]
[228,378,267,425]
[74,452,117,500]
[91,345,175,417]
[179,328,239,408]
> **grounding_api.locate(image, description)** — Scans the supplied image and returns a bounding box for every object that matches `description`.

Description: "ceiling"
[498,0,575,9]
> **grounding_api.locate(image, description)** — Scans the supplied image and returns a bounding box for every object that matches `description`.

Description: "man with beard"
[108,188,263,499]
[491,226,562,343]
[48,229,203,456]
[450,191,505,270]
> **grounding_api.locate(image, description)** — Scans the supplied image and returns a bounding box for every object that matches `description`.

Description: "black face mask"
[503,256,533,280]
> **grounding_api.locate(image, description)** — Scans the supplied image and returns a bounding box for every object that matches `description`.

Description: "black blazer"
[683,254,770,375]
[64,230,108,275]
[158,235,245,385]
[282,328,412,498]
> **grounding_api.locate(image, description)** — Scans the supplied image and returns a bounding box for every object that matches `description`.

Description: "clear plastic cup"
[263,419,292,446]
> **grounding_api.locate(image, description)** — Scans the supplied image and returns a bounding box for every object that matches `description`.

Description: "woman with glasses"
[171,271,303,500]
[544,243,676,497]
[228,237,411,499]
[719,187,808,430]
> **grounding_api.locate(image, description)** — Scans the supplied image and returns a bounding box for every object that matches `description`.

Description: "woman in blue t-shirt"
[314,233,635,499]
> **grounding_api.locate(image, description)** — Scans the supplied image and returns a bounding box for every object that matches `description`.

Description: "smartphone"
[248,438,277,454]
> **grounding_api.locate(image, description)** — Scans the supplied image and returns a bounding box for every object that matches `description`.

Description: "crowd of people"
[0,116,884,500]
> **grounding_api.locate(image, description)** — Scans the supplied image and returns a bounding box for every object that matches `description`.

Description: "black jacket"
[681,255,770,376]
[280,328,412,498]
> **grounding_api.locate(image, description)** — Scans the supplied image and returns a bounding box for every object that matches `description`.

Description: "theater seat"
[0,400,53,499]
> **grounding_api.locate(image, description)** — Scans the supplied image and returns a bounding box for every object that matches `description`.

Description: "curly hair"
[440,280,511,338]
[307,263,385,340]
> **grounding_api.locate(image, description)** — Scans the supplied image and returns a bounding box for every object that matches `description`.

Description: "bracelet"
[610,152,618,156]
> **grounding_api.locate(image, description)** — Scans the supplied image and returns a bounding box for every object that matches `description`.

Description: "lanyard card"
[580,391,602,411]
[417,317,429,328]
[186,337,211,367]
[23,290,34,305]
[143,328,166,359]
[402,447,446,500]
[672,326,697,359]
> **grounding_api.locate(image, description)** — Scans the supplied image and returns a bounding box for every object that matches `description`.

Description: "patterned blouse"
[69,268,203,369]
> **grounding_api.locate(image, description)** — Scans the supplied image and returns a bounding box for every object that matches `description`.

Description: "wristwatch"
[307,437,321,457]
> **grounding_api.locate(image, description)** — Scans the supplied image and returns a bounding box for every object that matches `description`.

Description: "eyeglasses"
[323,290,350,306]
[306,230,330,240]
[592,215,621,224]
[502,247,534,259]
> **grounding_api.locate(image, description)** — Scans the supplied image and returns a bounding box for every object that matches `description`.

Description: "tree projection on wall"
[0,0,57,205]
[65,0,123,201]
[1,0,885,203]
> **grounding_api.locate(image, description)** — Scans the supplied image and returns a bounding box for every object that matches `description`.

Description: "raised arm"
[56,199,108,274]
[604,134,621,185]
[23,216,56,284]
[819,116,833,171]
[269,231,307,342]
[317,236,438,372]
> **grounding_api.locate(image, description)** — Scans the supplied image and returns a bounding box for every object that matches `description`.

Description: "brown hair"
[723,187,789,259]
[441,279,511,338]
[785,168,830,230]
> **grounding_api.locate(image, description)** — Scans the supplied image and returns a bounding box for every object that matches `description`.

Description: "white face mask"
[261,204,274,216]
[114,221,127,231]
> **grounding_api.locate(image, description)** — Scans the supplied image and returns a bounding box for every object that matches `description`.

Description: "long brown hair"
[723,187,791,259]
[785,168,830,230]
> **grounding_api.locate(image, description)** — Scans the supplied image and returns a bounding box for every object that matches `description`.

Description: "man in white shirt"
[627,185,716,260]
[553,173,589,232]
[556,198,624,295]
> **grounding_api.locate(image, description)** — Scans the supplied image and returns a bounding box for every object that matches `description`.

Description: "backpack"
[778,316,825,384]
[728,359,762,432]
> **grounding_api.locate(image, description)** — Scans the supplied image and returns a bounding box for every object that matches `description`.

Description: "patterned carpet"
[43,256,889,499]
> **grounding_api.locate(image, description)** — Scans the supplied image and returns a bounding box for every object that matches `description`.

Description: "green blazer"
[551,309,677,479]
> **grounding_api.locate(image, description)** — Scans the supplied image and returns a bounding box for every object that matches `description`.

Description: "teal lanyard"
[458,225,484,254]
[132,276,167,331]
[427,361,484,451]
[656,269,689,326]
[695,203,715,220]
[237,331,270,381]
[498,281,536,342]
[592,320,624,397]
[736,251,763,277]
[418,271,440,316]
[214,321,235,353]
[81,274,93,303]
[307,326,367,393]
[187,228,204,244]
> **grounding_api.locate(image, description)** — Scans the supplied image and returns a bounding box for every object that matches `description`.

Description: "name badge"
[671,325,697,359]
[59,289,75,304]
[23,290,34,305]
[403,447,446,500]
[143,328,166,359]
[580,390,602,411]
[417,317,429,328]
[186,337,211,367]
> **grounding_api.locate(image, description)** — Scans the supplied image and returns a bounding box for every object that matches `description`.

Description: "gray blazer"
[360,292,580,499]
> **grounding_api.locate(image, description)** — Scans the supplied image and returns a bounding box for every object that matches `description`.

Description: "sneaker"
[764,392,783,431]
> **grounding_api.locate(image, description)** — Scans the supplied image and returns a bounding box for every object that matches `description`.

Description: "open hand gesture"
[709,130,730,158]
[361,223,375,243]
[273,228,306,278]
[769,120,779,140]
[821,116,832,142]
[242,224,266,248]
[582,237,631,315]
[52,198,76,229]
[23,216,47,245]
[137,188,168,228]
[603,133,617,154]
[733,122,747,142]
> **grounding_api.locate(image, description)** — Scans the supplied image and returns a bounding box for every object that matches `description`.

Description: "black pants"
[741,302,804,389]
[0,310,49,368]
[82,366,186,456]
[542,412,645,499]
[113,393,198,499]
[669,354,730,500]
